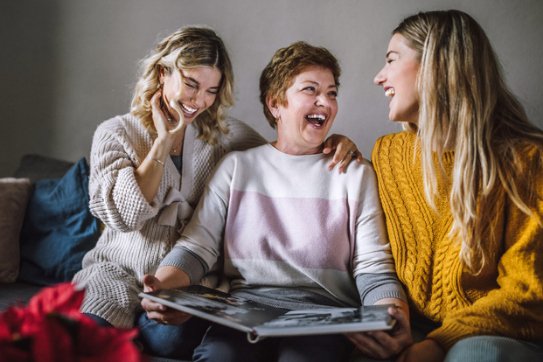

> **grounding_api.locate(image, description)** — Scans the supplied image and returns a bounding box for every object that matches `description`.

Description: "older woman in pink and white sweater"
[142,41,407,362]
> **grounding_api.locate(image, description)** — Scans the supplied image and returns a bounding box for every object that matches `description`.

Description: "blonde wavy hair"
[131,26,234,144]
[395,10,543,272]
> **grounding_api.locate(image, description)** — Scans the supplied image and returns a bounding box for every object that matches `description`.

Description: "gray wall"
[1,0,542,176]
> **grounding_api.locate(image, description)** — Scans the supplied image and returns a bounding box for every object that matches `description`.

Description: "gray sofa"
[0,154,368,362]
[0,154,76,311]
[0,154,186,362]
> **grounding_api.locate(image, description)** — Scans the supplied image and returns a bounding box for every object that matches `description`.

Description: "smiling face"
[270,65,338,155]
[160,65,222,125]
[374,33,420,124]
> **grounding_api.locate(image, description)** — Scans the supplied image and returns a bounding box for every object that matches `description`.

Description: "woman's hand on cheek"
[150,90,174,141]
[322,134,363,173]
[396,339,445,362]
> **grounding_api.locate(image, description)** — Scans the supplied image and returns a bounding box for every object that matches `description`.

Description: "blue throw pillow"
[18,157,100,285]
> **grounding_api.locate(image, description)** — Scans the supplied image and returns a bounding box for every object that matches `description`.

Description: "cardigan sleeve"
[428,146,543,350]
[88,118,159,232]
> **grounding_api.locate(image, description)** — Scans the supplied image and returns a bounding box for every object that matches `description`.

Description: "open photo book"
[139,285,396,343]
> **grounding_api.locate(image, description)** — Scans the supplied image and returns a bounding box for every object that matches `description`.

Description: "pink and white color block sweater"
[161,144,403,308]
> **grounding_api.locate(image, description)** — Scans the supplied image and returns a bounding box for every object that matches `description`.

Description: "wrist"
[424,338,446,359]
[149,135,175,162]
[155,134,175,150]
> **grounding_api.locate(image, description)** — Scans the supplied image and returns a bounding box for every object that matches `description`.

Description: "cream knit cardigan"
[73,113,265,328]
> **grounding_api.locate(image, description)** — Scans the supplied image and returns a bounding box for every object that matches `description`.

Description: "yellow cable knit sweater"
[372,131,543,350]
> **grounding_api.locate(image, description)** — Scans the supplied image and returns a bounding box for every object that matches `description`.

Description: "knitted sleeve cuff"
[356,273,407,305]
[159,246,207,284]
[427,323,473,351]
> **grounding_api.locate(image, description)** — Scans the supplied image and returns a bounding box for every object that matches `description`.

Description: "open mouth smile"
[180,103,197,116]
[305,113,327,127]
[169,100,198,118]
[384,87,395,97]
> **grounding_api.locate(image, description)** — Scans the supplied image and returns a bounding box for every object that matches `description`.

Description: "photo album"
[139,285,396,343]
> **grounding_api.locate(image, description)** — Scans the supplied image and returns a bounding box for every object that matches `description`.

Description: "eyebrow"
[385,50,399,58]
[300,80,338,88]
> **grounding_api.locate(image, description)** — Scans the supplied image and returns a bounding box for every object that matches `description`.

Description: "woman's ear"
[266,96,279,119]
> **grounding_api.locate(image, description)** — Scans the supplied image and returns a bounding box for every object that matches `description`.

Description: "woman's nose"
[190,90,206,108]
[374,67,386,85]
[315,93,330,106]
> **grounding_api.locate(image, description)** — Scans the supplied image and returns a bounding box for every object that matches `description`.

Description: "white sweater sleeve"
[352,164,397,276]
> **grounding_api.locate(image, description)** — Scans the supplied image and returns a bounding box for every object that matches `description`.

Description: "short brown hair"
[259,41,341,128]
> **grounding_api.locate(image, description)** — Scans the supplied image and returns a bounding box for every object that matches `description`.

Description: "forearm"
[160,245,208,284]
[89,136,159,230]
[154,265,191,289]
[135,135,174,203]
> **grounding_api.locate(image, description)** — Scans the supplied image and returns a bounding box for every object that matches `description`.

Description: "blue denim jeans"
[350,333,543,362]
[84,312,210,360]
[193,324,354,362]
[83,312,112,327]
[445,335,543,362]
[137,312,211,360]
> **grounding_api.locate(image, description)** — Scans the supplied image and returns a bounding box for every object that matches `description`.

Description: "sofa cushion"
[0,178,32,283]
[14,154,74,182]
[0,282,43,311]
[18,157,100,286]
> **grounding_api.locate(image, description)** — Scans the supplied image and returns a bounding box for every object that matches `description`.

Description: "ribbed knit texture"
[72,113,265,328]
[372,131,543,350]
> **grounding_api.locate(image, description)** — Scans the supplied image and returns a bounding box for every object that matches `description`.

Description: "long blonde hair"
[131,26,234,144]
[395,10,543,272]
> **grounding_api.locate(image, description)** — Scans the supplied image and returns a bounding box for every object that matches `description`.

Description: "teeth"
[385,88,395,97]
[305,114,326,127]
[181,104,197,114]
[306,114,326,121]
[170,99,197,115]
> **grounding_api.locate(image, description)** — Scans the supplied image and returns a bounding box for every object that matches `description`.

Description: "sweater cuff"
[356,273,407,305]
[159,246,207,284]
[427,323,472,351]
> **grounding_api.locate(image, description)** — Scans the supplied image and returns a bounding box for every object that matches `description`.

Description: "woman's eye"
[328,91,338,99]
[185,82,197,89]
[302,86,316,93]
[207,90,219,95]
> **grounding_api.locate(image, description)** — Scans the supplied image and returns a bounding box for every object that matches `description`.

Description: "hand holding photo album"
[139,285,396,343]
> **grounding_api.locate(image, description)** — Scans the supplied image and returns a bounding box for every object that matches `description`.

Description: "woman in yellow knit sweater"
[349,9,543,362]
